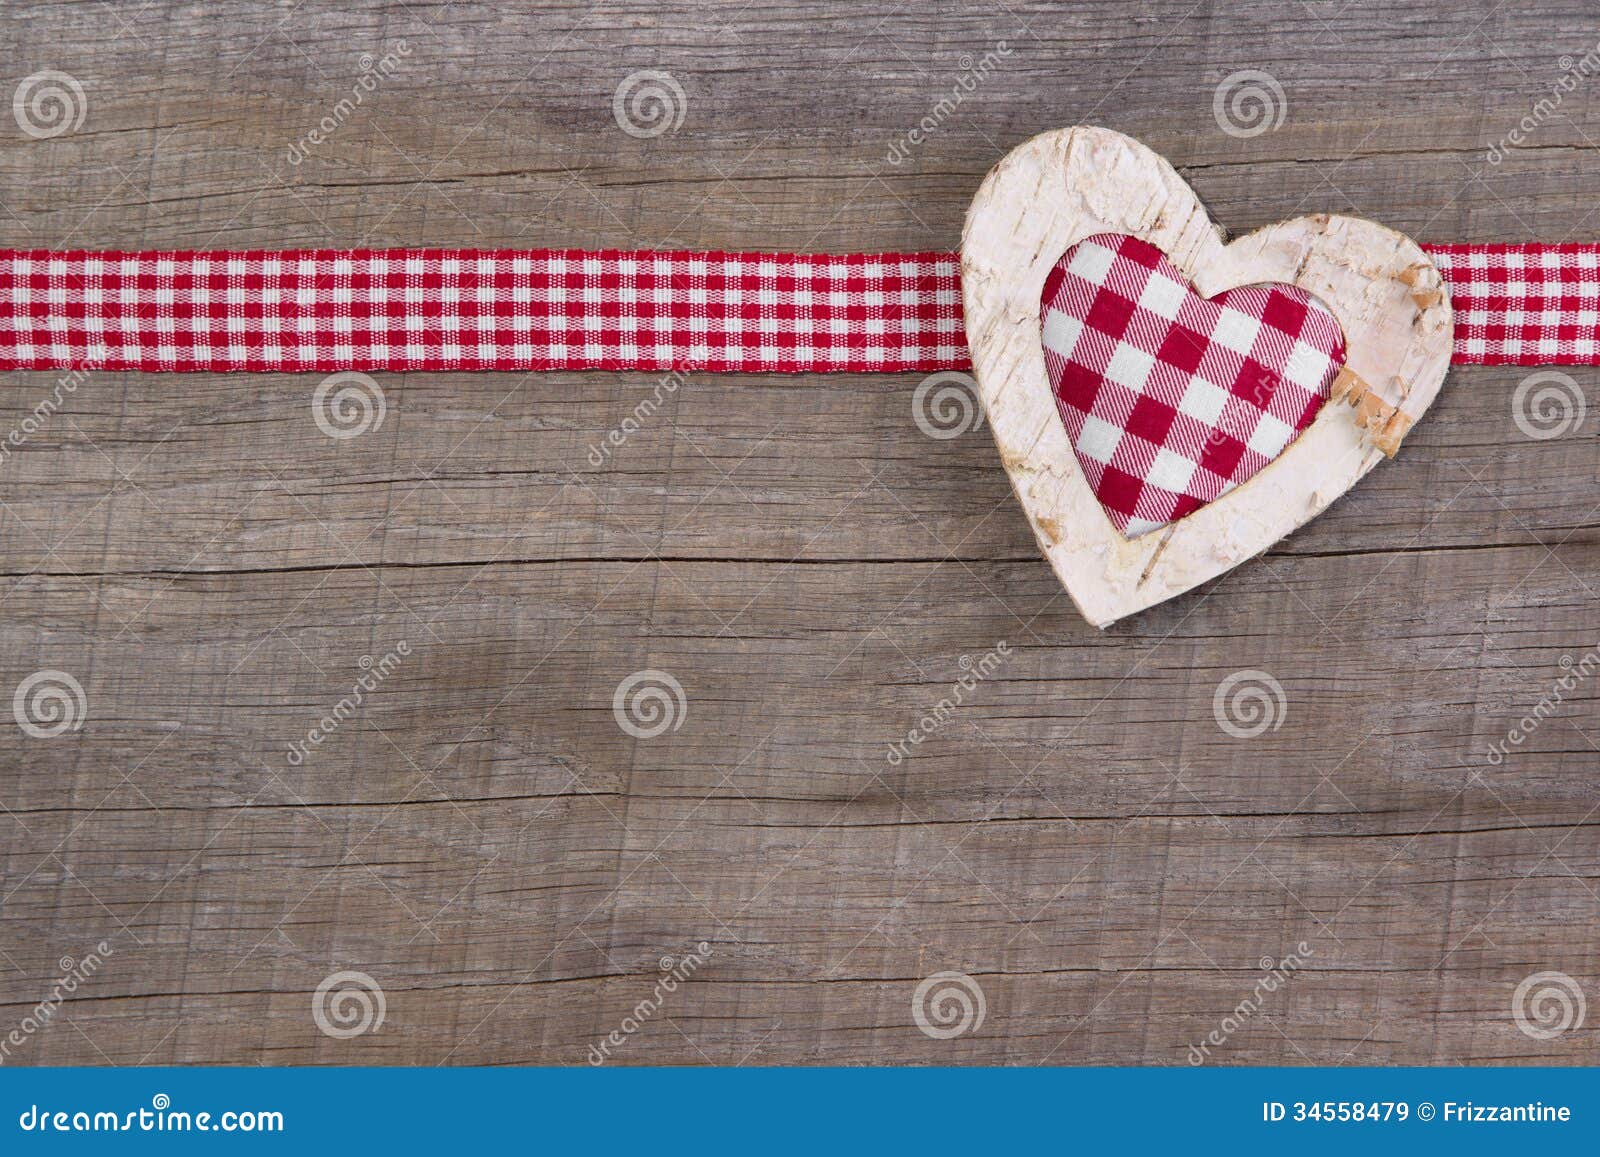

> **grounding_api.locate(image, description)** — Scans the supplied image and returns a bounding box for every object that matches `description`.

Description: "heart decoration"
[1041,232,1345,538]
[960,127,1454,627]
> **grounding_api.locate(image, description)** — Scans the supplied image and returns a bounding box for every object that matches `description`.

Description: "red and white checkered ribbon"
[1427,243,1600,365]
[0,249,963,374]
[0,244,1591,373]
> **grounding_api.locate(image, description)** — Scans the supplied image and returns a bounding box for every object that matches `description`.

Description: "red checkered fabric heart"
[1040,233,1346,538]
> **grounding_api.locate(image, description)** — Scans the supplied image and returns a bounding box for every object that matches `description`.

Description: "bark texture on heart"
[960,126,1454,627]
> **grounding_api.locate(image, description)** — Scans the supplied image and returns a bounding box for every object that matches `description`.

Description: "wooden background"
[2,0,1598,1066]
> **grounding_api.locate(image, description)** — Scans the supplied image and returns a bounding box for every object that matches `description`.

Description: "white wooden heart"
[961,126,1454,628]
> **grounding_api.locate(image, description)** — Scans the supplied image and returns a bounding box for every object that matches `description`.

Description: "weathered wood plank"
[1,0,1598,1067]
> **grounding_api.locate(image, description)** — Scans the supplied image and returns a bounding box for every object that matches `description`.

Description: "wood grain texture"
[2,0,1599,1066]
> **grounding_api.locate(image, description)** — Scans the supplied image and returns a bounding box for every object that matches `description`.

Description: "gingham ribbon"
[1427,243,1600,365]
[0,244,1590,373]
[0,249,963,374]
